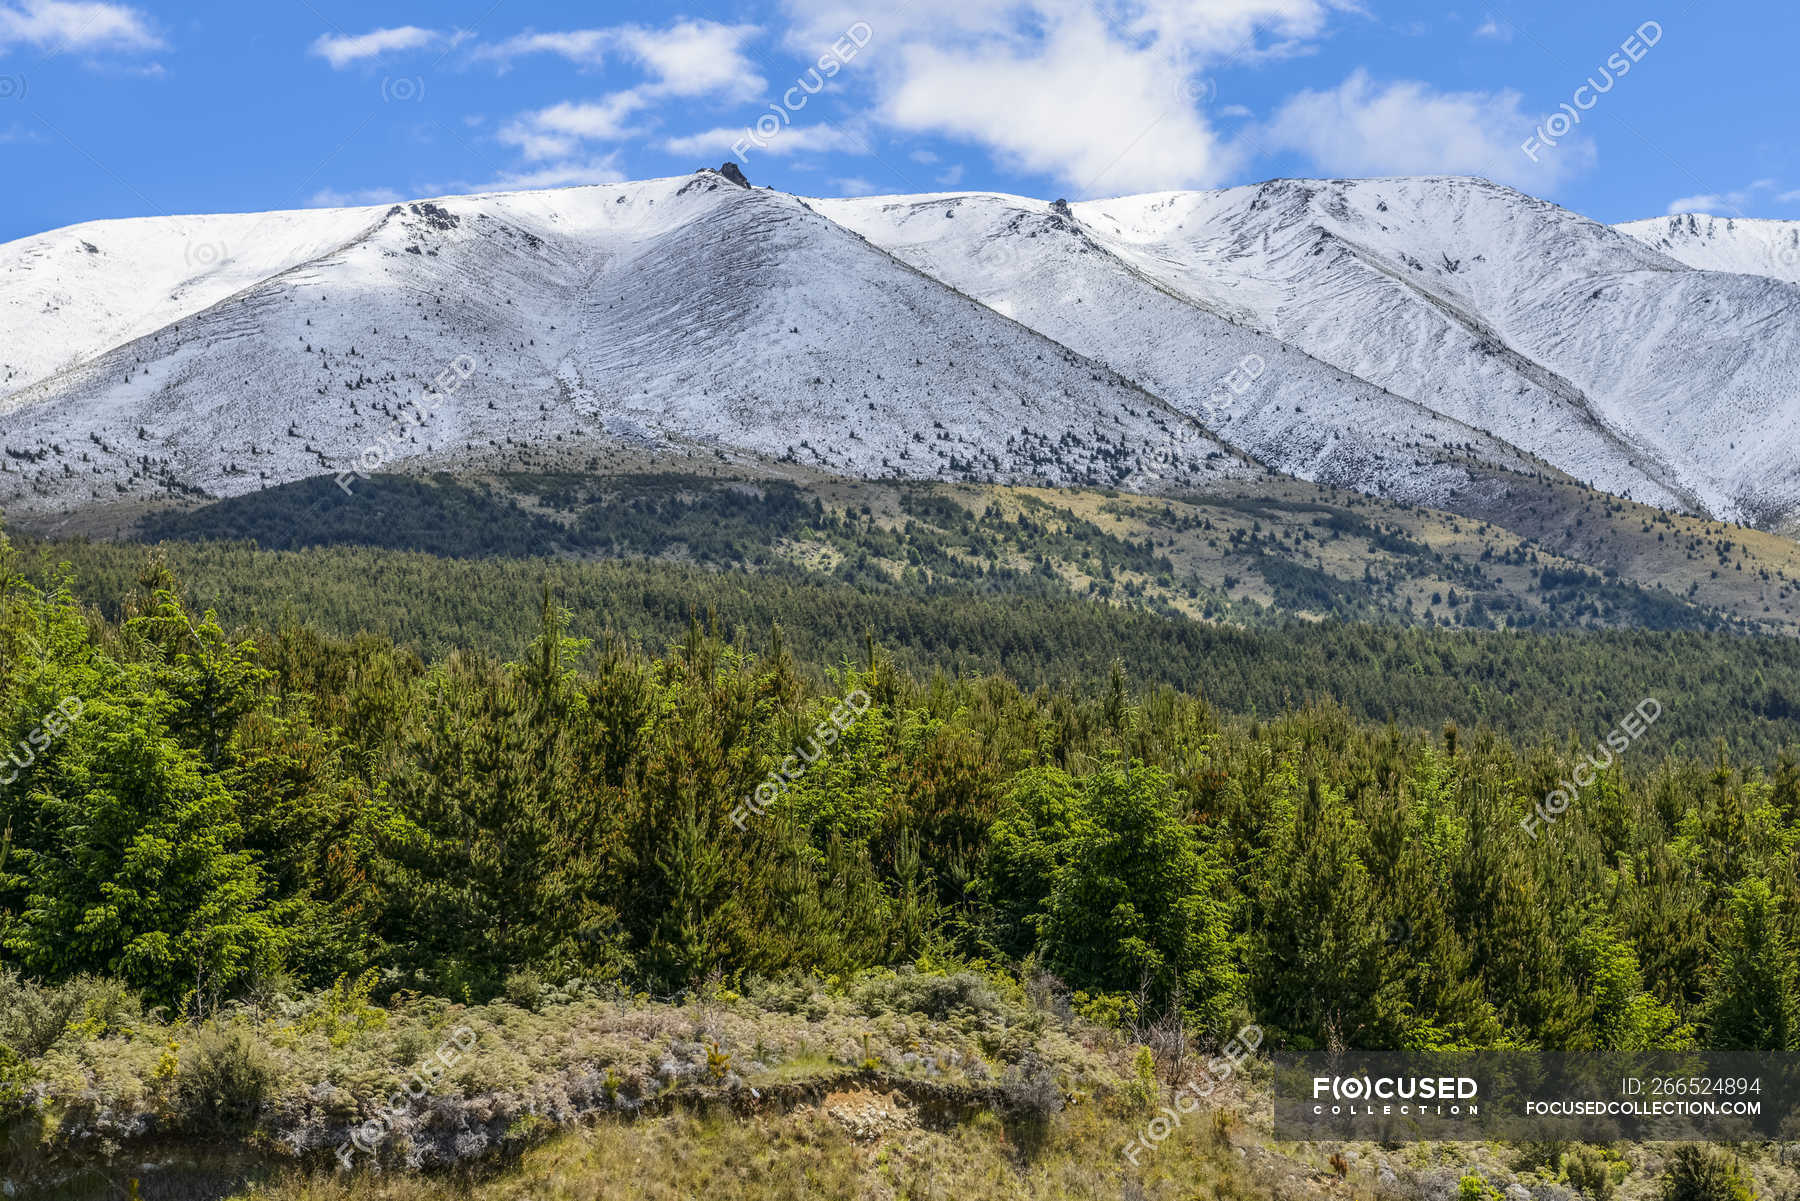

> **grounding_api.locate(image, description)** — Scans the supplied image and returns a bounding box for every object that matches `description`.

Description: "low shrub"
[0,969,140,1057]
[175,1026,276,1136]
[854,970,1004,1023]
[1660,1148,1755,1201]
[999,1050,1063,1123]
[1565,1147,1618,1201]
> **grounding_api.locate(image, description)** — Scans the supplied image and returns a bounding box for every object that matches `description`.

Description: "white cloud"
[663,123,869,159]
[501,94,648,160]
[1474,15,1512,41]
[1664,180,1781,216]
[1261,69,1593,189]
[0,0,160,53]
[474,19,762,99]
[489,20,767,178]
[879,13,1226,194]
[473,29,611,67]
[474,156,628,192]
[1665,194,1732,216]
[937,164,964,186]
[309,26,461,69]
[832,176,878,195]
[616,20,763,100]
[1779,189,1800,205]
[309,186,406,208]
[777,0,1346,196]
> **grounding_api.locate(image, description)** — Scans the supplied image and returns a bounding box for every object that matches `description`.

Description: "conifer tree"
[1705,878,1796,1050]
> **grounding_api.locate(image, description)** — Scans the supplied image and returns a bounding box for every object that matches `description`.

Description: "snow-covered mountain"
[812,189,1544,511]
[0,172,1247,518]
[3,170,1797,533]
[827,178,1800,527]
[1616,213,1800,286]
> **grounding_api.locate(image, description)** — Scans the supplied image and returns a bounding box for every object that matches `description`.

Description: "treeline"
[22,534,1800,759]
[3,537,1800,1052]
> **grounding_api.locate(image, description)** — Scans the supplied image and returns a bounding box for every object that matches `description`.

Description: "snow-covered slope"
[1061,178,1800,525]
[0,206,383,400]
[0,172,1245,516]
[1616,214,1800,285]
[817,190,1556,513]
[822,178,1800,527]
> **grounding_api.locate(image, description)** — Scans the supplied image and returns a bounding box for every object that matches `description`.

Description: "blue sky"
[0,0,1793,241]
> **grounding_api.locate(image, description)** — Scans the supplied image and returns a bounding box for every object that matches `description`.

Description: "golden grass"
[231,1097,1278,1201]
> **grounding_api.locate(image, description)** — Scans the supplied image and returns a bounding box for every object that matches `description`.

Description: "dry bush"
[176,1025,276,1135]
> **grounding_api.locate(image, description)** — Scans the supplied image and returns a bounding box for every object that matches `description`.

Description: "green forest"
[21,531,1800,760]
[5,528,1800,1060]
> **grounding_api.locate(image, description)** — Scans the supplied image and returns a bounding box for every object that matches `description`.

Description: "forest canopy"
[3,532,1798,1053]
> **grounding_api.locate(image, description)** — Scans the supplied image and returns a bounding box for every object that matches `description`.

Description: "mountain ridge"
[3,169,1796,537]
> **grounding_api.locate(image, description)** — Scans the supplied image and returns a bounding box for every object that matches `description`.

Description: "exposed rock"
[819,1088,916,1141]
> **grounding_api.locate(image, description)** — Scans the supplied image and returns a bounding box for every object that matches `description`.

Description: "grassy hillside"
[115,468,1800,634]
[15,971,1800,1201]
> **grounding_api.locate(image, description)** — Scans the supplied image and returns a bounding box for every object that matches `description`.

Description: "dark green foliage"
[138,474,572,558]
[3,530,1800,1054]
[1250,781,1409,1048]
[119,469,1754,637]
[176,1025,275,1135]
[24,536,1800,760]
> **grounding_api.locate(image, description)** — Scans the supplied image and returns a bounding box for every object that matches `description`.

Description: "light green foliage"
[983,761,1240,1031]
[1659,1147,1757,1201]
[1569,922,1691,1050]
[1460,1172,1502,1201]
[296,968,389,1045]
[0,565,285,1009]
[1705,878,1797,1050]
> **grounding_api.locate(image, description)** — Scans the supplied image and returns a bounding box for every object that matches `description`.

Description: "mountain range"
[2,168,1796,537]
